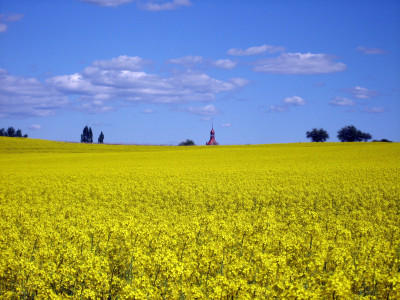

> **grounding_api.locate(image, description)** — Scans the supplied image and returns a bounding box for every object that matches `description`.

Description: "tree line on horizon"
[306,125,391,143]
[0,127,28,138]
[0,125,391,144]
[179,125,393,146]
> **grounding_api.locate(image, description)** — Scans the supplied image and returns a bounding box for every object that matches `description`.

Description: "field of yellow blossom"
[0,137,399,299]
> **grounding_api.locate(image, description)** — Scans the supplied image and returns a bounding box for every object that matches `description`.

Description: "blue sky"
[1,0,399,145]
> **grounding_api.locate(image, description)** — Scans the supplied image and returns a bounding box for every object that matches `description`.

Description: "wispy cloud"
[167,55,237,69]
[283,96,306,106]
[142,108,155,114]
[221,123,232,127]
[345,86,378,99]
[269,105,288,113]
[167,55,203,68]
[200,117,212,121]
[0,13,24,33]
[253,52,346,74]
[76,100,115,114]
[139,0,192,11]
[228,78,249,88]
[330,97,355,106]
[93,121,112,126]
[4,14,24,22]
[29,124,42,130]
[92,55,149,70]
[186,104,219,115]
[79,0,192,10]
[227,44,285,56]
[78,0,133,7]
[357,46,387,55]
[364,107,385,113]
[212,59,237,69]
[268,96,306,113]
[0,24,7,33]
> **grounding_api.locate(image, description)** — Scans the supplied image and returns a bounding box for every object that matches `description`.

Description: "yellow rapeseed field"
[0,137,399,299]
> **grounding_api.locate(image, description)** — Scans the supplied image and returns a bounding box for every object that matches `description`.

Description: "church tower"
[206,125,219,145]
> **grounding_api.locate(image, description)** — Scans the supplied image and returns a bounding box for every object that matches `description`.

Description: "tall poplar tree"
[81,126,93,143]
[88,127,93,143]
[98,132,104,143]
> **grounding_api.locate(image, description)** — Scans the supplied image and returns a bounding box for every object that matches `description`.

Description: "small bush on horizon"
[178,139,195,146]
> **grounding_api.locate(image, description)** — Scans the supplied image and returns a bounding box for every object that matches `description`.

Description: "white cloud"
[29,124,42,130]
[167,55,237,69]
[357,46,387,55]
[143,108,155,114]
[48,73,100,94]
[364,107,385,113]
[268,96,306,113]
[330,96,355,106]
[187,104,219,115]
[283,96,306,106]
[228,44,285,56]
[47,56,246,107]
[0,71,69,118]
[221,123,231,127]
[1,56,247,117]
[345,86,378,99]
[253,52,346,74]
[92,55,147,70]
[139,0,192,11]
[167,70,246,94]
[212,59,236,69]
[79,0,133,7]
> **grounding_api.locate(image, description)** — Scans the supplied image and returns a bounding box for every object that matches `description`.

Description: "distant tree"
[337,125,372,142]
[178,139,195,146]
[15,129,22,137]
[373,139,392,142]
[81,126,87,143]
[359,132,372,142]
[0,128,7,136]
[81,126,93,143]
[306,128,329,142]
[23,134,28,138]
[7,127,15,137]
[88,127,93,143]
[98,132,104,144]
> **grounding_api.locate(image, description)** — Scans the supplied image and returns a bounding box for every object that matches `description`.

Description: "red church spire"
[206,124,219,145]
